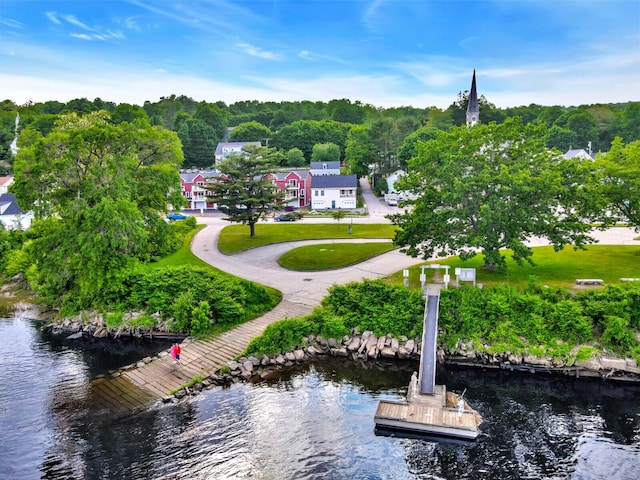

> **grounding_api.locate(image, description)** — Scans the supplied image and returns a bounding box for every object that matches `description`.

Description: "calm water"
[1,316,639,480]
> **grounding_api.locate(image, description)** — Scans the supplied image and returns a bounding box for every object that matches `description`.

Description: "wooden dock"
[374,385,482,440]
[87,299,313,411]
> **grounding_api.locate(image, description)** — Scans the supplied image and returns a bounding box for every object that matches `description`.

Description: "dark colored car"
[274,214,296,222]
[167,212,189,220]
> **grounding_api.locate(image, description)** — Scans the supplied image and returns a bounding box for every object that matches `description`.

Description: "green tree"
[311,142,341,163]
[204,145,284,237]
[397,126,440,169]
[11,111,185,308]
[554,109,598,151]
[177,119,218,168]
[545,125,577,152]
[595,137,640,229]
[194,102,228,140]
[285,148,306,167]
[389,118,599,270]
[344,125,373,177]
[111,103,149,125]
[229,121,273,143]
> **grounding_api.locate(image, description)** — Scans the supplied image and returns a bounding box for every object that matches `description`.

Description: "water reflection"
[1,317,639,480]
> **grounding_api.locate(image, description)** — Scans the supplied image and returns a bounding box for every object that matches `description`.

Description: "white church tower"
[466,70,479,127]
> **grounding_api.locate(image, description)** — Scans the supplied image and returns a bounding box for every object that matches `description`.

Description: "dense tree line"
[2,95,638,175]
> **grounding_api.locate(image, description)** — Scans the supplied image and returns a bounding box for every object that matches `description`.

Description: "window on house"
[300,190,305,197]
[321,190,324,196]
[323,163,327,169]
[314,190,318,197]
[288,179,297,186]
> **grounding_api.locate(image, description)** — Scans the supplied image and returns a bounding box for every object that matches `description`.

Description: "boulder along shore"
[37,312,640,401]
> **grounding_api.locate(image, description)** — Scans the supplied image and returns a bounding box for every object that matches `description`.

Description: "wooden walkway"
[88,299,313,411]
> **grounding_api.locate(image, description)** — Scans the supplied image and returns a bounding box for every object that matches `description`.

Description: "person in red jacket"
[175,343,182,365]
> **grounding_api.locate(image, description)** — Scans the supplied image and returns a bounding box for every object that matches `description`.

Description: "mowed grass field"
[387,244,640,290]
[278,242,398,270]
[218,223,399,254]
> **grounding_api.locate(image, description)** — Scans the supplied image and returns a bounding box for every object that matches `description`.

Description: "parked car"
[167,212,189,220]
[274,214,296,222]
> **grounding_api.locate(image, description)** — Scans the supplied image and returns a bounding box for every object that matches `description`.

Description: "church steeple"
[466,69,479,127]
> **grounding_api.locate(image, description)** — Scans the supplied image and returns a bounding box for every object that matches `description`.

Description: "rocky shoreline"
[24,310,640,401]
[164,330,640,401]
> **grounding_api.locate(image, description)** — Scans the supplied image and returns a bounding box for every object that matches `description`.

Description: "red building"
[265,169,311,209]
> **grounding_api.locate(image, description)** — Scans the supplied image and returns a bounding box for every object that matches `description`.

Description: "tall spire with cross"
[466,69,479,127]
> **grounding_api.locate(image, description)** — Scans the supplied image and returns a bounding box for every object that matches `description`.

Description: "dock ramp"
[419,292,440,395]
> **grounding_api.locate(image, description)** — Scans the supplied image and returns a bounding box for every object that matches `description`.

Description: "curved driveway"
[191,177,639,309]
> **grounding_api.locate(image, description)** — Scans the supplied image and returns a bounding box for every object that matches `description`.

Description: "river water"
[1,315,639,480]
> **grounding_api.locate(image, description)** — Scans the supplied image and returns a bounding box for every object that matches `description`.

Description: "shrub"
[601,315,638,352]
[245,317,313,356]
[190,300,212,337]
[322,279,424,337]
[106,312,124,328]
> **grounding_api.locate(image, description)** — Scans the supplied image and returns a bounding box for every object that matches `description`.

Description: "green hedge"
[245,279,640,362]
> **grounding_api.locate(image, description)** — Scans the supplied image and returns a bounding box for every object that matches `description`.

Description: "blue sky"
[1,1,638,109]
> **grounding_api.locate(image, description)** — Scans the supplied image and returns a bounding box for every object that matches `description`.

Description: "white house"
[214,142,261,163]
[310,174,358,210]
[385,170,405,194]
[563,148,594,160]
[0,176,13,194]
[0,193,33,230]
[309,161,341,176]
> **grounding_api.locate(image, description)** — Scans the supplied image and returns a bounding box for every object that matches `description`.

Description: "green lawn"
[387,245,640,291]
[218,223,399,254]
[278,242,398,270]
[149,225,212,270]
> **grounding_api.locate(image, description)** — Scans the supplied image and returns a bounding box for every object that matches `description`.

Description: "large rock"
[347,337,360,352]
[405,339,415,354]
[600,357,627,371]
[293,349,305,361]
[575,358,602,371]
[330,347,348,357]
[242,360,254,373]
[390,338,399,351]
[380,347,396,359]
[285,352,296,362]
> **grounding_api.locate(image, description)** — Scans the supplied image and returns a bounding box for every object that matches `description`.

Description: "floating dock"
[374,290,483,440]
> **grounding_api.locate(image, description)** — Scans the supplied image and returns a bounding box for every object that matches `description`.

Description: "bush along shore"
[163,328,640,402]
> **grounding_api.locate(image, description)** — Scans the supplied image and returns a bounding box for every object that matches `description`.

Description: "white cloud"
[61,14,93,31]
[45,12,61,25]
[236,43,282,61]
[70,34,93,41]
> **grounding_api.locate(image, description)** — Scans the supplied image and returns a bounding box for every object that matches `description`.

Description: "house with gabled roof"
[0,193,33,230]
[310,174,358,210]
[310,161,341,176]
[266,169,311,208]
[563,148,594,160]
[214,142,262,163]
[179,169,222,210]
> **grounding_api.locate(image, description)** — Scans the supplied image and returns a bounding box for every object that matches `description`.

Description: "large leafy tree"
[595,137,640,229]
[311,142,341,163]
[205,145,284,237]
[344,125,373,177]
[177,118,218,168]
[229,121,272,143]
[11,111,185,308]
[389,118,600,270]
